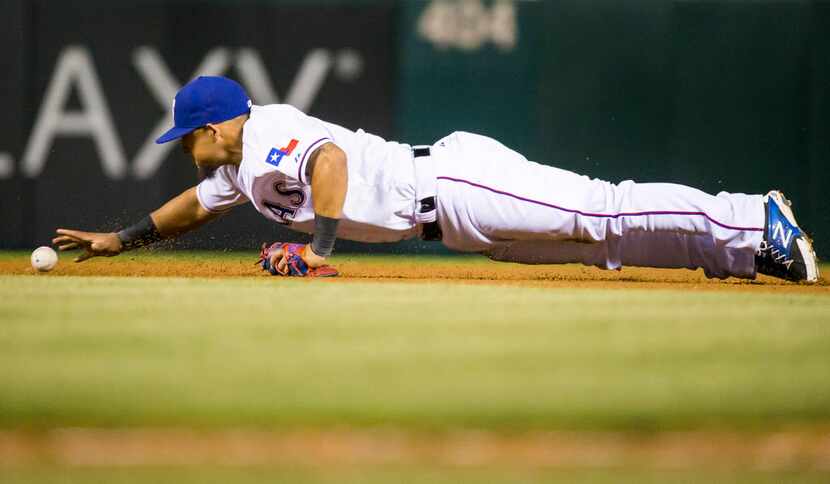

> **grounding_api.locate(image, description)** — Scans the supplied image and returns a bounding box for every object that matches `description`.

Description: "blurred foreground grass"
[1,273,829,431]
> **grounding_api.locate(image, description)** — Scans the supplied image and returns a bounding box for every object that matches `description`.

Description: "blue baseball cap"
[155,76,252,144]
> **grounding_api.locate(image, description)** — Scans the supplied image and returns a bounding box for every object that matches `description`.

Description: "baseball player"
[53,76,819,282]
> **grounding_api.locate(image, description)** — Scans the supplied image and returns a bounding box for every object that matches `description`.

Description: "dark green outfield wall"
[398,1,830,255]
[2,0,828,256]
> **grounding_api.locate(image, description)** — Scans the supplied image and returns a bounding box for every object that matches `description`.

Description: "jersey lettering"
[263,200,296,224]
[274,182,305,207]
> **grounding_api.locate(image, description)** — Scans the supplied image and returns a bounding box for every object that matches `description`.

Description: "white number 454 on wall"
[418,0,518,52]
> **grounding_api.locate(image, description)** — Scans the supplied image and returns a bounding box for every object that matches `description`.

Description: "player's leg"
[486,232,751,279]
[432,131,816,280]
[485,192,819,281]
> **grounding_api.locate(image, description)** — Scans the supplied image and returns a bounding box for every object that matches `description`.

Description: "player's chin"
[195,158,230,171]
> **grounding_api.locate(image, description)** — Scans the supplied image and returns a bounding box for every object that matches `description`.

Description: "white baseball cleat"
[755,191,819,282]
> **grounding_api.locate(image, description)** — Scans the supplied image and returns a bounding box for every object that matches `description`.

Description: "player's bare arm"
[308,142,348,220]
[52,187,220,262]
[269,142,348,273]
[150,186,220,238]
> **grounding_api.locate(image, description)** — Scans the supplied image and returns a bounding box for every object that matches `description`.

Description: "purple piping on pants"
[298,137,331,184]
[436,176,764,232]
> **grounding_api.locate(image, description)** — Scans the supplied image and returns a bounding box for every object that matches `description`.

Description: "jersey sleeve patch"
[247,104,334,185]
[265,139,299,168]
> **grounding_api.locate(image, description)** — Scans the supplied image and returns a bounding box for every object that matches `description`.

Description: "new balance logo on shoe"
[772,221,794,248]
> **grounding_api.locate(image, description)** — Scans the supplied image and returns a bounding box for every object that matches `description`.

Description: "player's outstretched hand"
[52,229,123,262]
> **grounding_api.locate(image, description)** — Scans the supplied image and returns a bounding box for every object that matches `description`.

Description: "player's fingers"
[276,255,289,275]
[74,251,94,263]
[56,228,92,241]
[56,242,80,251]
[52,234,85,246]
[268,249,283,272]
[52,235,79,245]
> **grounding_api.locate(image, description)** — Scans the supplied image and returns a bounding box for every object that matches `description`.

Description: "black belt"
[414,147,442,241]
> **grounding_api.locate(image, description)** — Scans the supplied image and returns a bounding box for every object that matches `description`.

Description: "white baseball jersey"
[196,104,419,243]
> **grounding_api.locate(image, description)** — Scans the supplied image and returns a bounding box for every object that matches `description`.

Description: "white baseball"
[31,246,58,272]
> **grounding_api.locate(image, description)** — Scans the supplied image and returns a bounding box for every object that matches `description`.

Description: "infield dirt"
[1,251,827,294]
[2,427,830,471]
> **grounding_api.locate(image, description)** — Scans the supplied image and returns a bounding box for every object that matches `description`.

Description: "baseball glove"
[256,242,339,277]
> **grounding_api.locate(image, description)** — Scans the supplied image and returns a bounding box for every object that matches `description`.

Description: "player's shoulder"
[242,104,332,183]
[244,105,306,144]
[244,105,288,142]
[241,106,293,177]
[248,103,306,125]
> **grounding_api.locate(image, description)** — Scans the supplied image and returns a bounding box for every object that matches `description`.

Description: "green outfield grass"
[1,267,829,430]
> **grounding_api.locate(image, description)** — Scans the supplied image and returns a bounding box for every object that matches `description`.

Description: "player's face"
[182,127,228,170]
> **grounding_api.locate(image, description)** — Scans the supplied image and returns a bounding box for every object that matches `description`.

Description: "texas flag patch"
[265,139,299,167]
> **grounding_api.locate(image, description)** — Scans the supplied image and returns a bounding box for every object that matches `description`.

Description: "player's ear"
[204,123,221,142]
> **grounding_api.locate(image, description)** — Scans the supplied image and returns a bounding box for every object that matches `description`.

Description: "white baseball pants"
[430,131,766,279]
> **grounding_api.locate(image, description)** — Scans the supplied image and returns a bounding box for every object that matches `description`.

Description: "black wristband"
[310,215,339,257]
[117,215,163,251]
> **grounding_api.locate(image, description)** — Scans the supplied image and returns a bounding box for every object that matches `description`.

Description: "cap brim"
[155,126,198,144]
